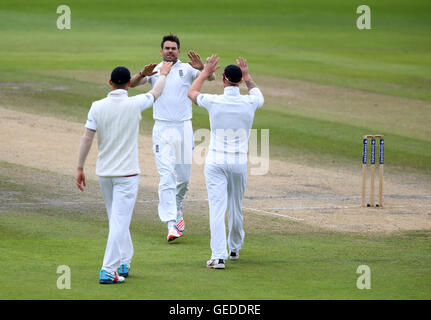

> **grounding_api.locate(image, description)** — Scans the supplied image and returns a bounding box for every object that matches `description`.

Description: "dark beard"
[163,56,178,63]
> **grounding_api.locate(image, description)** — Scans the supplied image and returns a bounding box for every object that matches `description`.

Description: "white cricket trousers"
[152,120,193,224]
[204,163,247,260]
[98,175,139,273]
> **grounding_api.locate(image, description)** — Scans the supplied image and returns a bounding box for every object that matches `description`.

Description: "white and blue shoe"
[118,264,130,278]
[99,269,125,284]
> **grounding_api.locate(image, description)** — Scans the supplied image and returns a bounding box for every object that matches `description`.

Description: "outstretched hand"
[139,63,158,77]
[236,57,250,80]
[159,61,173,76]
[203,54,220,75]
[187,50,204,71]
[188,54,220,104]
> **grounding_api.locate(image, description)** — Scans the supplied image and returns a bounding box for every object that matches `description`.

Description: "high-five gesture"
[148,61,173,100]
[139,63,158,77]
[131,63,157,87]
[188,54,220,104]
[187,50,204,71]
[203,54,220,76]
[159,61,173,75]
[236,57,256,90]
[236,57,250,81]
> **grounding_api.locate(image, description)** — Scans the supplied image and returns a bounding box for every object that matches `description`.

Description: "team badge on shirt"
[179,70,184,77]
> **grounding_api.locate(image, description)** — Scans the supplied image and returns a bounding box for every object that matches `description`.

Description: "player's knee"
[159,174,176,190]
[176,180,189,193]
[176,168,191,184]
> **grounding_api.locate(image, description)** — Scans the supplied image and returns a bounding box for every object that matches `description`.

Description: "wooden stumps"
[361,135,384,208]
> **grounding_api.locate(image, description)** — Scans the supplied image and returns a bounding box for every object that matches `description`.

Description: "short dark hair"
[161,34,180,49]
[110,66,131,88]
[223,65,242,84]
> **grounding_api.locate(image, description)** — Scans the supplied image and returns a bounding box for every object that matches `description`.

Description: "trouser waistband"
[154,119,192,126]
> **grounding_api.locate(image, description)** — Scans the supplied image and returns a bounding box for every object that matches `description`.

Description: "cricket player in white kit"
[188,55,264,269]
[130,34,215,242]
[76,63,172,284]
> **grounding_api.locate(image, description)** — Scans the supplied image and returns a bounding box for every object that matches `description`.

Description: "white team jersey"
[197,86,264,164]
[85,89,154,176]
[147,60,200,121]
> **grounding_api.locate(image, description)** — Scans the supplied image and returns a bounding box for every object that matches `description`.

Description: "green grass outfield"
[0,0,430,172]
[0,0,431,300]
[1,162,431,299]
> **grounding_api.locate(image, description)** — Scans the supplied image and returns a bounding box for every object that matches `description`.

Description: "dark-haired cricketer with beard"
[130,34,215,242]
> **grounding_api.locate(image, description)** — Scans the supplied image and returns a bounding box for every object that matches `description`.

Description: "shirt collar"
[224,86,240,96]
[108,89,128,97]
[160,59,182,68]
[172,59,182,68]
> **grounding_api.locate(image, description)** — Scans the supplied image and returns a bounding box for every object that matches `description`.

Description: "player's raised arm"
[188,50,216,81]
[188,54,220,104]
[236,57,256,90]
[130,63,158,88]
[149,61,173,100]
[237,57,264,107]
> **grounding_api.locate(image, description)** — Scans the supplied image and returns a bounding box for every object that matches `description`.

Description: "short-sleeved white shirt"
[147,60,200,121]
[197,86,264,164]
[85,89,154,176]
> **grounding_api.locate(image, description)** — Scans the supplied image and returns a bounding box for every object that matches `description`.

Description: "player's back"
[88,90,142,176]
[197,86,264,163]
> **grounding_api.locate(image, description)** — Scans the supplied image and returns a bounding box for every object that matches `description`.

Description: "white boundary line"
[270,205,358,210]
[271,204,431,210]
[243,207,305,221]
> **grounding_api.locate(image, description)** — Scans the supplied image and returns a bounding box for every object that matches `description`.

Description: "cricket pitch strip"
[1,107,431,233]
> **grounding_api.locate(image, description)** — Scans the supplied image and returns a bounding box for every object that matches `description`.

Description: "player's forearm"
[77,129,95,169]
[130,73,146,88]
[149,74,167,100]
[197,70,215,81]
[244,74,257,91]
[188,71,208,104]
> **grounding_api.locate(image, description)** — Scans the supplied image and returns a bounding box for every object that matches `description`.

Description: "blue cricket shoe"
[99,269,125,284]
[118,264,130,278]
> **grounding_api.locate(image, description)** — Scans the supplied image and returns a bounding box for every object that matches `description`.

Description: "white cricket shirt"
[147,60,200,121]
[85,89,154,176]
[197,86,264,164]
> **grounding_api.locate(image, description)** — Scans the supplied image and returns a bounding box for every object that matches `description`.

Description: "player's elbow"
[250,88,264,107]
[187,90,193,100]
[149,90,159,101]
[188,90,198,103]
